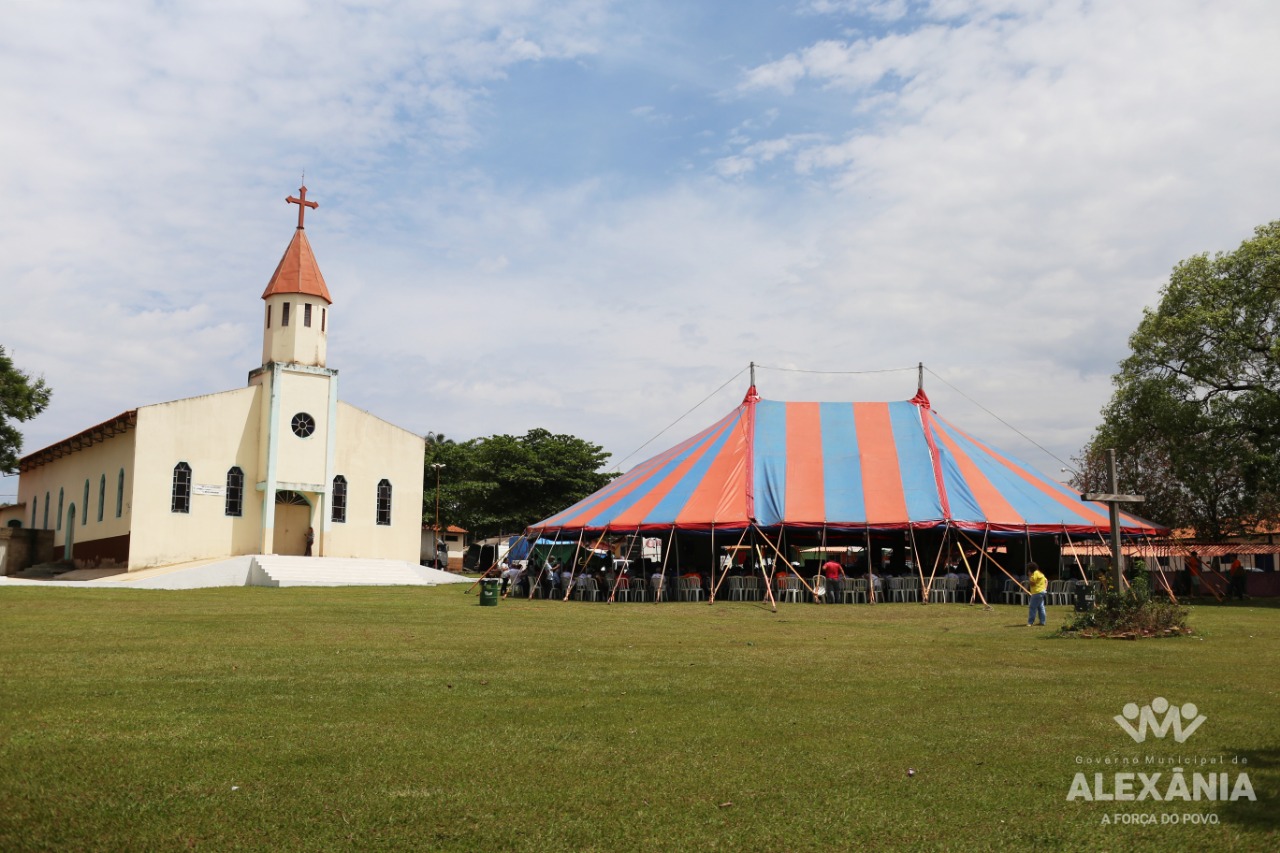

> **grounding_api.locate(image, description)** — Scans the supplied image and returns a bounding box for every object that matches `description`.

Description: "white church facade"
[9,187,424,571]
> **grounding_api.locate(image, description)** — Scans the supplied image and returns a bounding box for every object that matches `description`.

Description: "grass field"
[0,586,1276,852]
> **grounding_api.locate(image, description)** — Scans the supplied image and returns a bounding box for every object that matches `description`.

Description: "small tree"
[423,428,617,539]
[0,345,52,475]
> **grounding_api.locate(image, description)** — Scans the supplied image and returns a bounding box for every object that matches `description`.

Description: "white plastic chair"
[573,577,598,602]
[846,578,868,603]
[887,577,904,602]
[679,576,705,602]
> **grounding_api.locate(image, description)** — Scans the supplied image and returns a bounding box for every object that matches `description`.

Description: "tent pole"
[503,532,533,599]
[955,531,991,609]
[923,526,945,603]
[756,524,818,600]
[655,525,675,604]
[608,524,643,604]
[563,529,595,602]
[865,524,875,604]
[1143,534,1178,603]
[1060,524,1091,584]
[976,525,990,605]
[956,528,1029,597]
[908,525,930,603]
[711,525,750,603]
[756,528,779,613]
[527,528,563,599]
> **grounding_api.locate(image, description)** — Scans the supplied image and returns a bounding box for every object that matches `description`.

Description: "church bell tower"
[261,185,332,367]
[250,185,340,556]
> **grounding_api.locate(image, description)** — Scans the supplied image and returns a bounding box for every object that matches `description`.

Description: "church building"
[9,187,424,570]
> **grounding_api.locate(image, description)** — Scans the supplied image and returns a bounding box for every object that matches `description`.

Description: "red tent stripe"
[854,403,909,524]
[785,402,826,523]
[677,409,751,525]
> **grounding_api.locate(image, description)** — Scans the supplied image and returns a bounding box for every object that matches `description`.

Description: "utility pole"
[431,463,445,564]
[1081,448,1144,589]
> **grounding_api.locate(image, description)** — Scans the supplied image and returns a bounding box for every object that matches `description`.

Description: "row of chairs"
[525,576,699,602]
[527,573,1087,606]
[1000,578,1078,606]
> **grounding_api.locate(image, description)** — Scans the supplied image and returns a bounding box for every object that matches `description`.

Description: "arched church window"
[172,462,192,514]
[31,496,37,529]
[57,488,64,530]
[83,480,89,523]
[98,475,106,522]
[304,303,312,327]
[376,479,392,526]
[225,467,244,517]
[43,491,50,529]
[266,304,271,329]
[116,469,125,518]
[282,302,291,327]
[332,475,347,523]
[321,308,326,332]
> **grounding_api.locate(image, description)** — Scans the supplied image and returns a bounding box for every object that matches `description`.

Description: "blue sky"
[3,0,1279,501]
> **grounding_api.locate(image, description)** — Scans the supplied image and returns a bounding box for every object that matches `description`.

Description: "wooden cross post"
[287,185,319,229]
[1081,448,1145,590]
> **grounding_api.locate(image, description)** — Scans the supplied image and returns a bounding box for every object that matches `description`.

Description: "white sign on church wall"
[193,484,226,497]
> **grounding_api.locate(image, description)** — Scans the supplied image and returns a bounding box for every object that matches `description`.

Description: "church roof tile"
[261,228,332,304]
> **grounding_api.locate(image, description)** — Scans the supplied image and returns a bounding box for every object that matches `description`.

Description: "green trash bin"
[479,578,501,607]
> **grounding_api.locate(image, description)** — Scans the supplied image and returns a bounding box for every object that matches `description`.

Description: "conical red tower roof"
[261,227,333,304]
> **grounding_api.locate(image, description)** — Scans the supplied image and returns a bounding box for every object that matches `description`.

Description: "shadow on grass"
[1217,745,1279,833]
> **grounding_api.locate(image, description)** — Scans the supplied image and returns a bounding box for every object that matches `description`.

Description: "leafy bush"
[1059,572,1192,639]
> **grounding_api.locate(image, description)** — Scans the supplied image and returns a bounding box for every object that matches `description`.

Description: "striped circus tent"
[528,387,1167,539]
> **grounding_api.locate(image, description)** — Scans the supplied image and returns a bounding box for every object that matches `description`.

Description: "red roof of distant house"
[261,228,332,304]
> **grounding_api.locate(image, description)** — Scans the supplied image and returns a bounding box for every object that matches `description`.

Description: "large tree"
[1076,221,1280,538]
[1,346,52,475]
[423,428,617,539]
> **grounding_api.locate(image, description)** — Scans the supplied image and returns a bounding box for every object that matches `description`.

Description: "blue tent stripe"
[820,402,864,523]
[933,437,988,524]
[936,419,1094,526]
[752,401,788,527]
[889,402,945,523]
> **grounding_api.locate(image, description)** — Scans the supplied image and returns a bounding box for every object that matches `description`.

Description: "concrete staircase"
[249,556,431,587]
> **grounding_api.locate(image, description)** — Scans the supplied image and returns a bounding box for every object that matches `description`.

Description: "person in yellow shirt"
[1027,562,1048,627]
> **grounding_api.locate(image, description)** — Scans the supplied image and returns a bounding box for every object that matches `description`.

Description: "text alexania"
[1067,767,1255,802]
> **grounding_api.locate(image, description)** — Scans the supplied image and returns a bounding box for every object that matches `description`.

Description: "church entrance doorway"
[273,491,312,556]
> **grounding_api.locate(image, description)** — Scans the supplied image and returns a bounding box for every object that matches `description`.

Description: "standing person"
[541,557,560,599]
[1229,556,1247,600]
[1186,551,1203,598]
[1026,562,1047,627]
[304,527,315,557]
[822,556,844,603]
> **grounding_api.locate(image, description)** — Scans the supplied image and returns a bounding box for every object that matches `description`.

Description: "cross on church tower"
[286,185,318,229]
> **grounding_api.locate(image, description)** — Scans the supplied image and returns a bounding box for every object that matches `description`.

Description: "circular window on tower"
[291,412,317,438]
